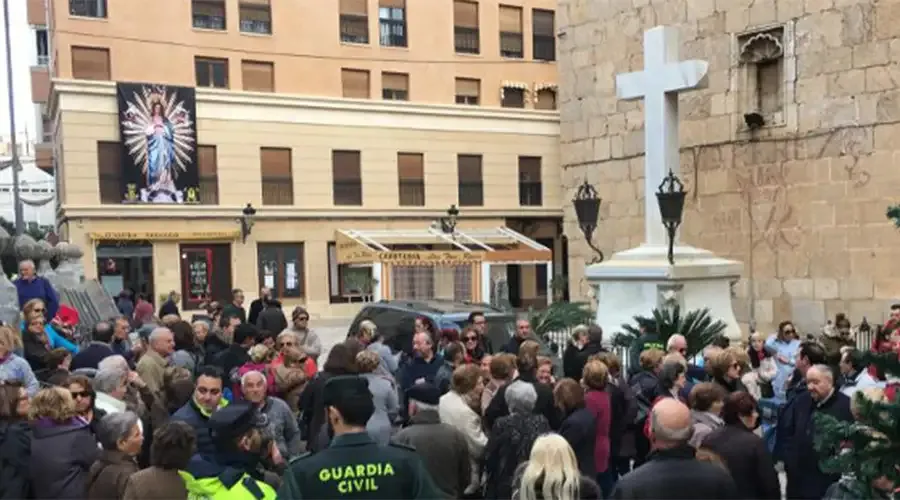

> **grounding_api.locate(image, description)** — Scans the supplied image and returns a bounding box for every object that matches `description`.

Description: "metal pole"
[2,0,23,235]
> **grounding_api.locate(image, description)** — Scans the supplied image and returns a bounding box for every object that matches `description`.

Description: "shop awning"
[335,226,552,266]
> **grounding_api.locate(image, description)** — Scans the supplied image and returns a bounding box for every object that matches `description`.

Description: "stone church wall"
[558,0,900,334]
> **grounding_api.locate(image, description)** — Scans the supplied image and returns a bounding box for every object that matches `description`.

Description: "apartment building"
[37,0,563,317]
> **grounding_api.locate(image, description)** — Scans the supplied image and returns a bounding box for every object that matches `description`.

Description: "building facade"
[558,0,900,334]
[41,0,564,317]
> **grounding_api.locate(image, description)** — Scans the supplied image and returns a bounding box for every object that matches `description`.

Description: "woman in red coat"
[582,359,614,497]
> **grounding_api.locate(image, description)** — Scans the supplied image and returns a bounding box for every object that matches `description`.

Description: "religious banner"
[117,82,199,204]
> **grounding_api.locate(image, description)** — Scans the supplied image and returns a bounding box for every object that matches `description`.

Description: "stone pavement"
[310,317,353,367]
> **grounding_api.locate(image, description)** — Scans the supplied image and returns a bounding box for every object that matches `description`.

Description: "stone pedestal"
[586,244,744,343]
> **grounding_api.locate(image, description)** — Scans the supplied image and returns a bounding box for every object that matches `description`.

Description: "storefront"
[334,227,553,307]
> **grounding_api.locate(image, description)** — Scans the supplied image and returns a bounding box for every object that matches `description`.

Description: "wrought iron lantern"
[440,205,459,235]
[656,170,687,265]
[239,203,257,243]
[573,180,604,263]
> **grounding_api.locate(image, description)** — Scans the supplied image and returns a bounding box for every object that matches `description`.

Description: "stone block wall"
[558,0,900,335]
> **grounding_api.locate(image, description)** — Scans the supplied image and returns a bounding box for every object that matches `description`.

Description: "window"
[71,46,110,81]
[333,150,363,206]
[455,78,479,105]
[69,0,106,18]
[340,0,369,43]
[532,9,555,61]
[382,72,409,100]
[454,1,479,54]
[260,148,293,205]
[499,5,523,58]
[192,0,226,30]
[180,244,232,309]
[35,28,49,66]
[379,0,406,47]
[341,68,370,98]
[258,243,305,298]
[195,57,229,88]
[457,154,483,206]
[41,113,52,142]
[242,60,274,92]
[328,242,375,303]
[501,86,525,108]
[198,145,219,204]
[397,153,425,206]
[535,88,557,110]
[240,0,271,34]
[518,156,542,206]
[97,141,123,204]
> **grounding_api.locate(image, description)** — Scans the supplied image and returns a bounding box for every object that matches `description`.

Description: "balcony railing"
[500,32,523,58]
[340,14,369,44]
[399,182,425,206]
[69,0,106,18]
[533,35,556,61]
[240,19,271,34]
[36,55,49,66]
[455,95,478,105]
[198,177,219,204]
[334,181,363,206]
[382,88,409,101]
[379,19,406,47]
[519,183,543,206]
[454,26,479,54]
[261,179,293,205]
[193,14,226,30]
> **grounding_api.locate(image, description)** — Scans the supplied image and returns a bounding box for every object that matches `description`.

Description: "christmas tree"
[813,350,900,498]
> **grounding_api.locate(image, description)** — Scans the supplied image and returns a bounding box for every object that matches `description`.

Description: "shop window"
[258,243,304,298]
[328,242,374,303]
[180,243,232,309]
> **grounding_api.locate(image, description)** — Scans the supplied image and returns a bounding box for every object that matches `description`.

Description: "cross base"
[585,243,745,345]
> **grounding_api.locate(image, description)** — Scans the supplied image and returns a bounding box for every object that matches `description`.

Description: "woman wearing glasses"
[461,327,486,364]
[20,298,78,355]
[21,313,52,372]
[66,374,107,435]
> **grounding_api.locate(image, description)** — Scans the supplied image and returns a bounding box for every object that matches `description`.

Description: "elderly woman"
[22,312,52,372]
[439,364,488,496]
[356,350,399,445]
[28,386,100,499]
[583,359,615,496]
[554,378,596,476]
[21,298,78,354]
[240,369,300,459]
[123,421,194,500]
[0,382,30,497]
[0,325,39,396]
[274,330,317,378]
[87,411,143,499]
[687,382,727,448]
[357,319,399,375]
[484,380,551,499]
[710,348,750,395]
[654,359,688,401]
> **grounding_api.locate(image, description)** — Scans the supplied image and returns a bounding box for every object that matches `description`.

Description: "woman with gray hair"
[484,381,551,499]
[86,411,143,499]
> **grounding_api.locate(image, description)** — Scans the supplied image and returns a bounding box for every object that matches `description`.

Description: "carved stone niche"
[737,27,786,128]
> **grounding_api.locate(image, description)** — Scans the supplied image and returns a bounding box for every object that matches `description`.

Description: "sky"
[0,0,36,140]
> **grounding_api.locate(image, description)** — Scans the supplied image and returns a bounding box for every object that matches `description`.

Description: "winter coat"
[562,342,583,380]
[171,398,227,456]
[513,474,602,500]
[484,412,550,499]
[256,307,287,334]
[584,389,612,473]
[248,298,265,326]
[392,410,471,499]
[29,418,100,500]
[21,328,51,372]
[483,371,559,431]
[840,369,884,399]
[71,342,115,372]
[257,396,301,459]
[361,372,399,446]
[702,422,781,500]
[86,449,140,500]
[14,275,59,321]
[280,327,323,360]
[0,421,31,499]
[0,353,39,396]
[273,364,307,413]
[609,373,638,459]
[222,303,247,324]
[572,342,608,381]
[689,410,724,448]
[123,467,188,500]
[439,389,488,495]
[557,407,597,476]
[610,445,738,500]
[712,375,749,395]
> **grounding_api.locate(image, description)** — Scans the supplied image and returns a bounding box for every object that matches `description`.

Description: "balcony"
[454,26,479,54]
[30,66,50,104]
[340,14,369,44]
[193,14,226,30]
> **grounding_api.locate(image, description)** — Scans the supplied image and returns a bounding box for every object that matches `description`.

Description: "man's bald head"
[649,398,693,448]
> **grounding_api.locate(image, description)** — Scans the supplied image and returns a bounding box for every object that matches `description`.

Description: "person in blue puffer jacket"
[18,298,78,355]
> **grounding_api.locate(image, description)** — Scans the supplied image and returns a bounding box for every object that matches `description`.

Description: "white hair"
[409,399,438,412]
[96,411,140,451]
[808,364,835,383]
[94,367,128,394]
[98,355,129,372]
[505,380,537,414]
[277,330,299,343]
[240,370,266,387]
[18,259,35,270]
[516,434,581,500]
[149,327,172,344]
[666,334,686,352]
[649,406,693,443]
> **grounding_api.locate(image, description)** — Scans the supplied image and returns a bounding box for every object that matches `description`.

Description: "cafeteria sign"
[377,251,483,266]
[89,230,241,241]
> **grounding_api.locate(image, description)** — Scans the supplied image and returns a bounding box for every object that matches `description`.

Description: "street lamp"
[440,205,459,235]
[239,203,256,243]
[656,170,687,265]
[573,180,604,263]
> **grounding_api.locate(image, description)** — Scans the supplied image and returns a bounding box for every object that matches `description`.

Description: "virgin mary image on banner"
[117,83,199,203]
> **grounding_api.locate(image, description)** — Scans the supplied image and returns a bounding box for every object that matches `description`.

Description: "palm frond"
[615,305,727,357]
[528,302,594,337]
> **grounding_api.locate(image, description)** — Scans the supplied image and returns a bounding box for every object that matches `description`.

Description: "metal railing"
[340,15,369,44]
[454,26,479,54]
[240,19,271,34]
[193,15,226,30]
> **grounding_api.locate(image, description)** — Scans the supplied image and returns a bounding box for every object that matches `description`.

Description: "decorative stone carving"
[37,240,57,280]
[53,241,85,289]
[739,32,784,64]
[0,226,12,256]
[13,235,38,262]
[0,227,18,326]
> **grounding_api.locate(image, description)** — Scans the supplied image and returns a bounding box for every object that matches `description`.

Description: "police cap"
[405,382,440,405]
[208,402,257,440]
[323,375,371,407]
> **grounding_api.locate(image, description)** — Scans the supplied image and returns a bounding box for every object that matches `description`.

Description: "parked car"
[347,299,559,363]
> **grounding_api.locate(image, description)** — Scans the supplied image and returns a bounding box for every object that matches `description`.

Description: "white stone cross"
[615,26,709,247]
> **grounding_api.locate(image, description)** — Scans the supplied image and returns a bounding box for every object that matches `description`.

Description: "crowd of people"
[0,268,898,499]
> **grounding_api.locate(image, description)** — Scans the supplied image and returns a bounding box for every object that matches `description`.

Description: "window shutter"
[71,46,110,80]
[518,157,541,181]
[380,0,405,9]
[242,60,274,92]
[458,155,482,181]
[454,1,478,28]
[333,151,362,180]
[193,2,224,16]
[498,6,522,33]
[261,148,292,177]
[397,153,424,180]
[340,0,367,15]
[97,142,122,175]
[241,0,269,5]
[382,72,408,91]
[535,89,557,110]
[241,5,271,21]
[342,69,370,98]
[533,10,554,36]
[198,146,218,176]
[455,78,479,97]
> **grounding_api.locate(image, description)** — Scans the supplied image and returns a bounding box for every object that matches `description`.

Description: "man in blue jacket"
[14,259,59,321]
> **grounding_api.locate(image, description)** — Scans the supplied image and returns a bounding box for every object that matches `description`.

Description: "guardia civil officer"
[278,376,443,499]
[180,402,278,499]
